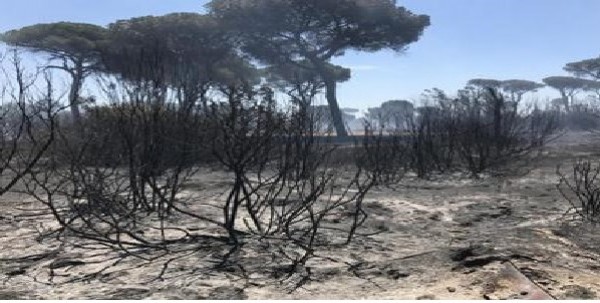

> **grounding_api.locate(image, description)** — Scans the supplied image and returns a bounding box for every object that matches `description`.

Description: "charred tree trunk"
[68,65,84,125]
[323,75,348,137]
[312,60,348,138]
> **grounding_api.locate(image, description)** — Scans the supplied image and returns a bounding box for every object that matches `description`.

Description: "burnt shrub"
[560,104,600,131]
[205,85,393,271]
[379,87,559,179]
[0,52,61,196]
[24,77,394,279]
[557,160,600,223]
[24,75,212,249]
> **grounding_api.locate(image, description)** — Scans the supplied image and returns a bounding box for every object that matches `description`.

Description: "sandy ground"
[2,131,600,299]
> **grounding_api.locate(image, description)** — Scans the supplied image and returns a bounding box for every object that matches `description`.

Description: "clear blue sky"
[2,0,600,111]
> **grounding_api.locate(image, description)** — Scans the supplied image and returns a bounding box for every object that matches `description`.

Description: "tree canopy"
[542,76,591,95]
[263,60,351,88]
[1,22,108,122]
[564,57,600,80]
[543,76,594,111]
[365,106,385,128]
[208,0,430,63]
[207,0,430,136]
[365,100,414,130]
[583,80,600,101]
[102,13,235,82]
[467,79,503,90]
[467,78,544,103]
[1,22,107,65]
[101,13,262,108]
[381,100,414,130]
[500,79,545,102]
[381,100,414,117]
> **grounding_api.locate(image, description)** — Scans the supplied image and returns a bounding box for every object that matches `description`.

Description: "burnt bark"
[323,76,347,137]
[67,63,84,124]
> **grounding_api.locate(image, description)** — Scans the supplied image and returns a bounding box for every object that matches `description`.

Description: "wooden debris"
[485,261,555,300]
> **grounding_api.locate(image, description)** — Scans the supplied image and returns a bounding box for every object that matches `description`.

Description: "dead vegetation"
[2,51,600,300]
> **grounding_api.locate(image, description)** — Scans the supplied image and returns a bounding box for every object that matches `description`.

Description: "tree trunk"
[310,59,348,138]
[68,69,84,125]
[561,92,570,112]
[323,76,348,137]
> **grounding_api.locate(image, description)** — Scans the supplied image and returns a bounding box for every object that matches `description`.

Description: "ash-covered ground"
[2,131,600,300]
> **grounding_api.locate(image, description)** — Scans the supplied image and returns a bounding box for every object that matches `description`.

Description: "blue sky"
[2,0,600,111]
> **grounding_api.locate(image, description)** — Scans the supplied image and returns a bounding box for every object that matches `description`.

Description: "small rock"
[386,269,409,280]
[416,294,435,300]
[450,247,476,262]
[447,287,456,293]
[457,219,474,227]
[429,212,443,221]
[487,207,512,218]
[520,291,529,296]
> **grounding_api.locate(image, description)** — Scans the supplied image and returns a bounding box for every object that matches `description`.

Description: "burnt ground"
[2,131,600,299]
